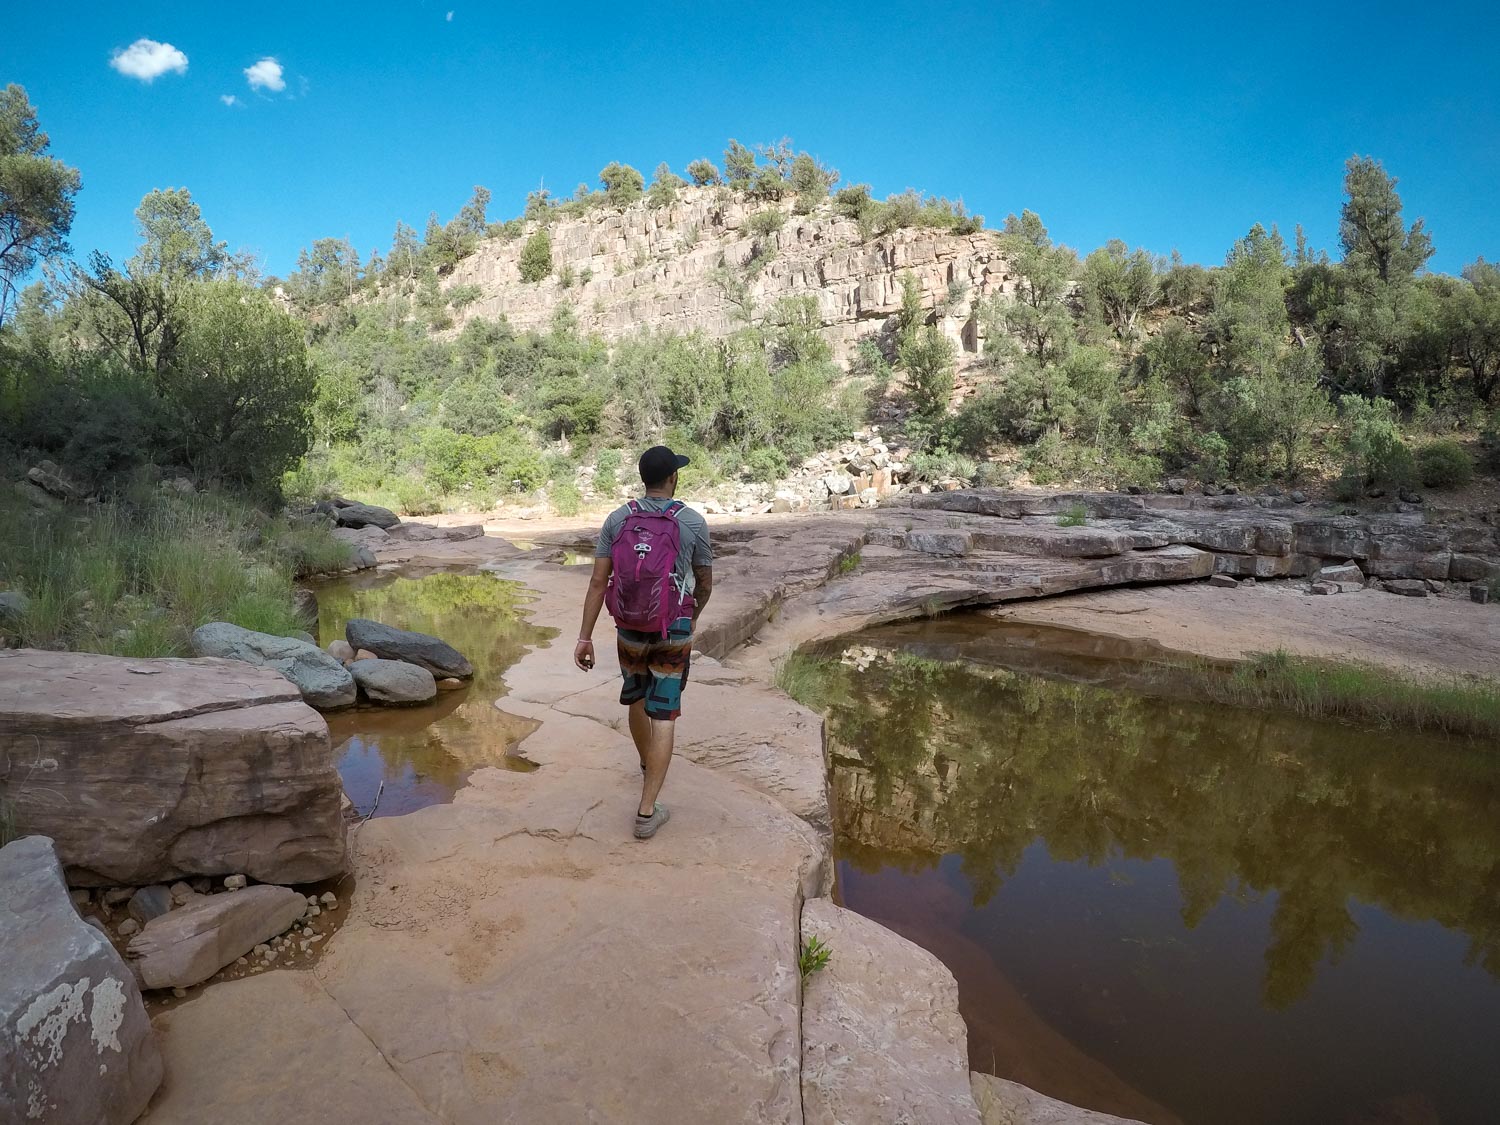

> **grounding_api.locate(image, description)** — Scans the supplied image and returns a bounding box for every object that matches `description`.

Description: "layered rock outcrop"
[445,186,1013,363]
[0,650,348,887]
[1,836,161,1124]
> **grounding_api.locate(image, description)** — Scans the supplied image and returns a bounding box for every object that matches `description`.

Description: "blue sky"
[6,1,1498,278]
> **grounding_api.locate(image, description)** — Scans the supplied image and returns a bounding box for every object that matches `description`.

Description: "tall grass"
[0,485,352,657]
[1191,650,1500,741]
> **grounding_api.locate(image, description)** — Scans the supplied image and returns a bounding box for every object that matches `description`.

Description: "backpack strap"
[626,499,644,516]
[663,500,685,519]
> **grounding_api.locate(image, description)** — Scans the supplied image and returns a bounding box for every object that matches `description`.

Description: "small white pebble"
[319,892,337,907]
[171,987,187,999]
[307,905,321,918]
[306,894,318,906]
[235,957,247,966]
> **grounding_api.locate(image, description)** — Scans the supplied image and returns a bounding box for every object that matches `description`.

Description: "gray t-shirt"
[594,498,713,596]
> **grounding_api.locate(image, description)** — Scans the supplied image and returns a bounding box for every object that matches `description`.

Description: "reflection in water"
[313,570,554,816]
[806,619,1500,1125]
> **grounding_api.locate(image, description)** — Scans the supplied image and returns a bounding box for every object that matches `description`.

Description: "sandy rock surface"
[971,1074,1146,1125]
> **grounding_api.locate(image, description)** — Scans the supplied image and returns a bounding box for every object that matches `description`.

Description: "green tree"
[452,185,491,239]
[519,230,552,283]
[789,152,838,212]
[1325,157,1435,397]
[599,162,644,207]
[723,140,757,189]
[1082,239,1161,341]
[1210,223,1289,379]
[648,162,685,207]
[161,281,315,495]
[894,273,954,418]
[990,210,1078,367]
[129,188,228,279]
[390,221,420,282]
[686,158,721,186]
[0,84,82,324]
[1443,260,1500,403]
[1259,347,1333,479]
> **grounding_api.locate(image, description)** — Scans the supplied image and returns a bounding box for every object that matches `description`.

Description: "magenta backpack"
[605,500,694,636]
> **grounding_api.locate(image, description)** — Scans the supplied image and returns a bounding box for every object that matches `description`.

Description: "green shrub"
[392,476,442,515]
[1338,396,1414,490]
[1057,502,1088,527]
[599,162,645,207]
[745,446,790,483]
[686,159,721,186]
[594,448,622,496]
[551,479,582,516]
[1415,440,1475,489]
[747,209,785,239]
[519,231,552,282]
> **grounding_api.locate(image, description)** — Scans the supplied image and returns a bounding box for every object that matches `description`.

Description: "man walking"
[575,445,713,839]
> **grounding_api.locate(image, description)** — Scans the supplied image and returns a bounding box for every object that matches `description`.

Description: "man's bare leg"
[627,699,652,771]
[633,702,676,816]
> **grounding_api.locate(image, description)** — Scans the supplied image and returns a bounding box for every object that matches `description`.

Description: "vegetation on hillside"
[2,79,1498,526]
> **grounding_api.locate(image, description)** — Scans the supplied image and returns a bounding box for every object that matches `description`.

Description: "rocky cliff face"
[443,186,1015,363]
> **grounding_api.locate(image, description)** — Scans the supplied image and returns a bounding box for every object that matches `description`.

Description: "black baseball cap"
[639,445,691,486]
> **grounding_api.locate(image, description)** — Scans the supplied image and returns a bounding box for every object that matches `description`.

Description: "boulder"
[385,522,484,542]
[1472,585,1491,605]
[292,587,319,633]
[191,621,356,710]
[906,530,973,558]
[349,545,377,571]
[127,885,308,990]
[350,658,438,706]
[1207,574,1239,588]
[127,885,173,925]
[0,589,28,627]
[0,649,348,887]
[1315,561,1365,585]
[801,898,980,1125]
[822,471,854,497]
[345,619,473,679]
[331,524,389,549]
[14,479,61,509]
[26,462,80,501]
[972,1074,1145,1124]
[335,502,400,530]
[327,638,356,663]
[1383,578,1429,597]
[1,836,161,1124]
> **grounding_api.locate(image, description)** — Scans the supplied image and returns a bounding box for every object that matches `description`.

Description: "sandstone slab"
[801,897,980,1125]
[349,658,438,705]
[127,885,308,990]
[2,835,161,1125]
[140,972,441,1124]
[191,622,356,710]
[345,617,474,679]
[971,1074,1146,1124]
[0,650,348,887]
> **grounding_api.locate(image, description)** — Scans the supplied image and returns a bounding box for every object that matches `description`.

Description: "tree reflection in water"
[314,570,555,815]
[808,634,1500,1010]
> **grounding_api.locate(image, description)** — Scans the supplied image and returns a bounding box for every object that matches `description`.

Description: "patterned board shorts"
[616,616,693,720]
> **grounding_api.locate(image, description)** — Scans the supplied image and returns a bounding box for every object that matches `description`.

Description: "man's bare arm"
[575,557,612,669]
[691,565,713,627]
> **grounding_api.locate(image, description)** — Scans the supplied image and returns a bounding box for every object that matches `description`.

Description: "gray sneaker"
[633,803,670,839]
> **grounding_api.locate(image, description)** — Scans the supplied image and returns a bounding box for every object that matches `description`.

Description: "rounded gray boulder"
[350,658,438,705]
[335,502,400,530]
[345,618,473,679]
[191,622,356,710]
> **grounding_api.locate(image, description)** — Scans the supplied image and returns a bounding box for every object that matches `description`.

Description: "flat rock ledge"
[2,835,161,1125]
[0,650,348,887]
[801,898,981,1125]
[971,1074,1146,1125]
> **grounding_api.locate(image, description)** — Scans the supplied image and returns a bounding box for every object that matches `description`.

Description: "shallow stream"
[805,618,1500,1125]
[313,568,553,816]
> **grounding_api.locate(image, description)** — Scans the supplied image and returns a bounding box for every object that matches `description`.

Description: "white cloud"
[244,57,286,93]
[220,94,240,107]
[446,11,454,20]
[110,38,189,82]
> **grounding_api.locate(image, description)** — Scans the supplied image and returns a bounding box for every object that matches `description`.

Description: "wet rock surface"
[972,1074,1146,1125]
[0,650,348,887]
[2,836,161,1125]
